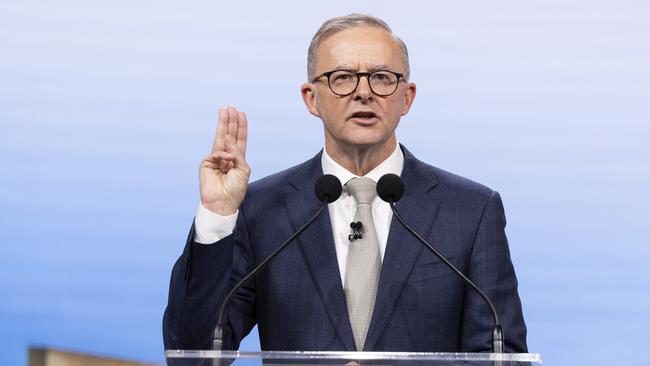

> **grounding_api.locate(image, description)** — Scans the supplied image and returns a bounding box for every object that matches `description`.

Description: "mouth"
[348,111,379,124]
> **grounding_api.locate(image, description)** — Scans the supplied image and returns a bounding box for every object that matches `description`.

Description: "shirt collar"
[321,143,404,187]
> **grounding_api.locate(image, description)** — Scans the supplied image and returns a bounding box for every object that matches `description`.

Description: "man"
[163,14,527,353]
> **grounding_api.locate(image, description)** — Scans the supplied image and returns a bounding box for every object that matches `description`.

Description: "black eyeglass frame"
[311,69,406,97]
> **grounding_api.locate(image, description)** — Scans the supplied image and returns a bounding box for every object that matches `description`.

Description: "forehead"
[315,26,404,72]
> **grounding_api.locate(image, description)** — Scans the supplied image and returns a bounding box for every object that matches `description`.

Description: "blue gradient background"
[1,1,649,365]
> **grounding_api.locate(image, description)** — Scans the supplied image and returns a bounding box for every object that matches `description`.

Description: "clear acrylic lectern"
[165,350,541,366]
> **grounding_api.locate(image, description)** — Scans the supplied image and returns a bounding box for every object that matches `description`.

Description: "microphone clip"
[348,221,364,241]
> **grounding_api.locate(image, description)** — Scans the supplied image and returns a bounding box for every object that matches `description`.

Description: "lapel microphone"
[376,173,505,354]
[212,174,342,352]
[348,221,364,241]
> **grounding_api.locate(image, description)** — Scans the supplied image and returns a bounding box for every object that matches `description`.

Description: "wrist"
[202,201,238,216]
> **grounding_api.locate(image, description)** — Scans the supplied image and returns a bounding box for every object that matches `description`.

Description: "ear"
[400,82,417,116]
[301,82,321,117]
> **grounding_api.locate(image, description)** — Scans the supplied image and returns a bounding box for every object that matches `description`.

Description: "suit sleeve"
[163,207,257,350]
[460,191,528,353]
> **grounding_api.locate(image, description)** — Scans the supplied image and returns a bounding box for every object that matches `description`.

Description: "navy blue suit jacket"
[163,146,527,352]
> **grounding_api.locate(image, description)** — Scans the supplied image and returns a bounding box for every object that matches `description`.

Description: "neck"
[325,138,397,176]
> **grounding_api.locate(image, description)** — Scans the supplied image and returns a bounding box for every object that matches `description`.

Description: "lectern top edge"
[165,350,542,362]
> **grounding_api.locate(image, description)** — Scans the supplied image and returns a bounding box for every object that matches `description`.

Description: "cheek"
[392,96,409,117]
[381,100,405,121]
[321,101,347,123]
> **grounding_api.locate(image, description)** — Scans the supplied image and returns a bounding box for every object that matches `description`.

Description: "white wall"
[1,1,649,365]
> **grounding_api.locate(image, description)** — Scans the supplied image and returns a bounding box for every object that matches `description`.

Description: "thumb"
[224,134,250,172]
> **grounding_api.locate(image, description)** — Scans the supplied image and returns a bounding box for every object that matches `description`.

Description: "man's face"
[302,26,416,155]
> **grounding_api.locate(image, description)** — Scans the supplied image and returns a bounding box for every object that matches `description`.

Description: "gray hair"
[307,13,410,81]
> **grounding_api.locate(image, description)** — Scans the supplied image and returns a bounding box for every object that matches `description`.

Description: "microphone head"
[377,173,405,203]
[315,174,342,203]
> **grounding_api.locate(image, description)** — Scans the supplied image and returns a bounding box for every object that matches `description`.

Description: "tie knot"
[346,177,377,205]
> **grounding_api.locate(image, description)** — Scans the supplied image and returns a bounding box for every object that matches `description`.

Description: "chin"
[342,136,389,149]
[326,126,394,151]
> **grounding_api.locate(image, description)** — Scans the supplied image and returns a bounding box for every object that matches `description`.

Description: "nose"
[352,75,373,102]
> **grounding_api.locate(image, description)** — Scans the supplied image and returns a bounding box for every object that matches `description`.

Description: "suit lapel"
[364,147,441,351]
[285,153,357,351]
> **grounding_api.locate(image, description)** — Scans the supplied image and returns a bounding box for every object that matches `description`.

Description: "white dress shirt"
[194,144,404,285]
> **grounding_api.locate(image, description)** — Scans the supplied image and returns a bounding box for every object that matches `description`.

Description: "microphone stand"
[212,174,341,360]
[212,200,330,351]
[387,198,504,354]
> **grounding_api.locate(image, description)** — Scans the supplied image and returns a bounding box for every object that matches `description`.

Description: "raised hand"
[199,106,250,215]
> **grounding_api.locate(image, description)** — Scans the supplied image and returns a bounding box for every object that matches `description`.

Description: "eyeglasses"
[312,69,405,97]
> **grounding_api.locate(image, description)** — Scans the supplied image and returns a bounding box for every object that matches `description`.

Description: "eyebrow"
[333,64,390,73]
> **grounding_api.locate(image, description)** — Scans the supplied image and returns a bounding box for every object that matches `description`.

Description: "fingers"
[202,150,236,171]
[211,108,228,153]
[211,106,248,156]
[227,106,238,140]
[202,134,249,173]
[224,134,250,172]
[236,111,248,157]
[202,156,235,175]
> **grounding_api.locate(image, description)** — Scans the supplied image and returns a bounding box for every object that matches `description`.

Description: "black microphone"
[212,174,342,351]
[377,173,505,354]
[348,221,364,241]
[315,174,343,203]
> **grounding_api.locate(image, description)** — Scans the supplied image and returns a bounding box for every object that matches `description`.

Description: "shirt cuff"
[194,203,238,244]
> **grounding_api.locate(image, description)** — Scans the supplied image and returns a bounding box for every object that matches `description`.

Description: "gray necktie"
[344,177,382,351]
